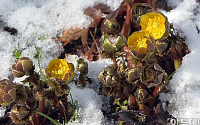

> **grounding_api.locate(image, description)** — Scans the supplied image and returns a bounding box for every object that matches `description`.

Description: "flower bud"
[134,88,150,104]
[10,105,30,124]
[0,79,28,107]
[76,58,88,75]
[12,57,34,77]
[143,64,168,88]
[125,67,141,83]
[98,66,119,87]
[101,19,120,35]
[101,34,127,53]
[131,3,152,21]
[104,19,119,31]
[0,79,16,107]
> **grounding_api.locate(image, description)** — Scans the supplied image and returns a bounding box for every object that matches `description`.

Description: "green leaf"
[69,94,79,122]
[121,106,128,111]
[36,111,60,125]
[113,98,120,106]
[13,48,21,59]
[118,121,124,125]
[115,107,120,112]
[38,36,46,41]
[122,100,128,105]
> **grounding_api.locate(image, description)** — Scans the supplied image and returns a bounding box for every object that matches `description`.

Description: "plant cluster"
[97,1,189,125]
[0,50,88,124]
[0,0,190,125]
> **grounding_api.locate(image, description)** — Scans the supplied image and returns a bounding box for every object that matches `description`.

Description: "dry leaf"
[60,28,82,42]
[84,7,103,28]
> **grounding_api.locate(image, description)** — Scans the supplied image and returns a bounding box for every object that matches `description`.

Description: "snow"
[68,84,105,125]
[0,0,200,124]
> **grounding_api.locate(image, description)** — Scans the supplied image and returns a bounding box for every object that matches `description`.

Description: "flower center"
[51,63,69,79]
[131,36,148,53]
[137,37,147,49]
[146,17,165,39]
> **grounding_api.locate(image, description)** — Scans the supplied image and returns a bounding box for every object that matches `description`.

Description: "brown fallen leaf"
[59,28,82,43]
[58,28,89,49]
[84,7,103,28]
[93,3,112,14]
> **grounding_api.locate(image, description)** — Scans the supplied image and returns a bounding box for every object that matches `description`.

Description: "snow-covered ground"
[0,0,200,124]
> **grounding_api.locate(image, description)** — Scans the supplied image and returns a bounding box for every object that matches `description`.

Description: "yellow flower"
[45,59,74,82]
[128,32,152,53]
[140,12,169,40]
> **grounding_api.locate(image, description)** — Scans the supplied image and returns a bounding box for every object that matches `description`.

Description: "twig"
[89,30,102,60]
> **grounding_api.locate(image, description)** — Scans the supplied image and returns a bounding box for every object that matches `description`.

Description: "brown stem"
[114,86,127,100]
[146,0,151,6]
[149,86,160,109]
[112,56,117,67]
[38,92,45,114]
[124,84,131,97]
[121,3,131,38]
[33,113,40,125]
[152,0,157,11]
[53,94,64,115]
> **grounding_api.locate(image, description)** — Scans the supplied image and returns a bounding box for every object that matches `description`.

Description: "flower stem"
[121,2,131,38]
[33,113,40,125]
[35,45,47,81]
[112,56,117,67]
[114,86,127,100]
[53,94,64,115]
[146,0,151,6]
[149,86,160,109]
[38,91,45,114]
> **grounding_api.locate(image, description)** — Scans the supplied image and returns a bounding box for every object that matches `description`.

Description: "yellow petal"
[128,32,152,53]
[46,59,74,82]
[140,12,168,40]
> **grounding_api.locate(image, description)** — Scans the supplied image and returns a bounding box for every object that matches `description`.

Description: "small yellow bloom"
[128,32,152,54]
[45,59,74,82]
[140,12,169,40]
